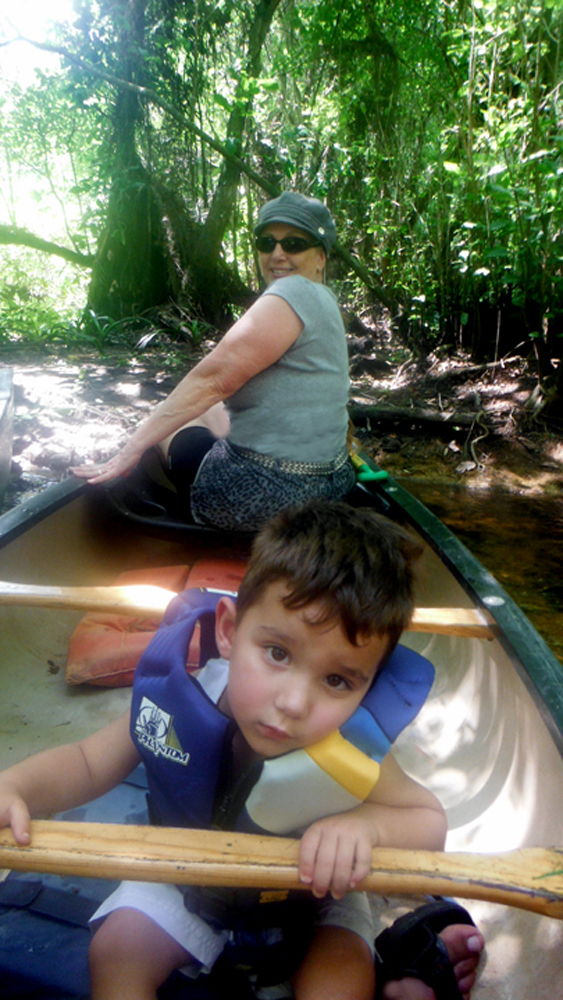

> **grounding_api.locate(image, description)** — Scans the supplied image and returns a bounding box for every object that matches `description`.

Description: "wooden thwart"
[0,822,561,919]
[410,606,495,638]
[0,581,496,638]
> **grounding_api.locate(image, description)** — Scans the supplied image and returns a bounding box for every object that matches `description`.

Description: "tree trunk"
[86,164,172,320]
[86,0,173,322]
[192,0,283,322]
[84,0,284,325]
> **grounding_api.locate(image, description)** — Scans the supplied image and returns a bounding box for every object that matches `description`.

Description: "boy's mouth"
[257,722,292,742]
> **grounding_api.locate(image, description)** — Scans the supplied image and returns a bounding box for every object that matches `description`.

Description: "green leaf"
[214,92,231,112]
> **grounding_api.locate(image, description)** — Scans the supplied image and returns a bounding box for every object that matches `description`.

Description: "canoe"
[0,467,562,998]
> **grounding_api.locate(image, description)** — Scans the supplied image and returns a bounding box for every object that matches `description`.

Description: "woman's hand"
[70,442,144,484]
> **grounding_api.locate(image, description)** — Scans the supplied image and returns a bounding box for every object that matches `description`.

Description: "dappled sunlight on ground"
[8,356,180,475]
[0,355,186,511]
[349,343,563,494]
[547,440,563,464]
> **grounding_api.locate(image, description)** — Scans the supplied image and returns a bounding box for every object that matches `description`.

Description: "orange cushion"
[65,559,247,688]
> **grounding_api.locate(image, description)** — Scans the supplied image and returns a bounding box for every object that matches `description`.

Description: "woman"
[73,191,356,531]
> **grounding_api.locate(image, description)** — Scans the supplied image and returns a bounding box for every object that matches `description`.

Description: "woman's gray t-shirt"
[225,275,350,463]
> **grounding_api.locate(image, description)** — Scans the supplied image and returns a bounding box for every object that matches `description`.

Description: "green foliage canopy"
[0,0,562,375]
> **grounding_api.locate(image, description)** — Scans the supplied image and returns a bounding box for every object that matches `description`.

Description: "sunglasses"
[255,234,321,255]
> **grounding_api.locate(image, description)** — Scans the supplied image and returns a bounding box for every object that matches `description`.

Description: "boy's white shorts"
[91,879,375,977]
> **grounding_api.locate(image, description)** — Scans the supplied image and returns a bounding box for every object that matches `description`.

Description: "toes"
[439,923,484,967]
[378,916,484,1000]
[457,964,479,996]
[438,923,484,998]
[381,976,435,1000]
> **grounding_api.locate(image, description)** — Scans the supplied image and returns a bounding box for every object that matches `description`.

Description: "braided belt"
[229,442,351,477]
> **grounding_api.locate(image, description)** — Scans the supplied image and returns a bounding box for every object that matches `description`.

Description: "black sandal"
[374,900,477,1000]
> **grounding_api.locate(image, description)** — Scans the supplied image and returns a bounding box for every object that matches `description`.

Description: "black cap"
[255,192,337,253]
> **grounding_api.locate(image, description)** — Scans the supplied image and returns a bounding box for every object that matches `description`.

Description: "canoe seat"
[65,559,247,687]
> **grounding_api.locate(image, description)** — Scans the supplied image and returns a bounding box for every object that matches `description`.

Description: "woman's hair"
[236,500,422,653]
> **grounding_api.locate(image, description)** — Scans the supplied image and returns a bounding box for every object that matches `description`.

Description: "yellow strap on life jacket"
[306,730,381,800]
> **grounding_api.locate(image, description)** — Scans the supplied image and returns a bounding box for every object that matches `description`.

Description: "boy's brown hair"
[236,500,422,655]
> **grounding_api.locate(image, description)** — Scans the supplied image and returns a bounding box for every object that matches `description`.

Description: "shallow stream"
[401,481,563,666]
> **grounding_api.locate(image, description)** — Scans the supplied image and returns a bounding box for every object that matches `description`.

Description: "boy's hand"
[298,809,377,899]
[0,788,32,845]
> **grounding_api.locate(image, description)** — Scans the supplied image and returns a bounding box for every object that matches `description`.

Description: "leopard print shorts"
[190,439,356,532]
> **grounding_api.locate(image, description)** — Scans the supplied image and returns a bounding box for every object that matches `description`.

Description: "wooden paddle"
[0,581,496,638]
[0,821,561,919]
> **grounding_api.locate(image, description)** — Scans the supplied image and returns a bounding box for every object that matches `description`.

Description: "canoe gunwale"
[358,469,563,755]
[0,475,87,550]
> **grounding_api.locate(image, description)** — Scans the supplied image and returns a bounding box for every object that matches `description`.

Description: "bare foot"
[381,922,484,1000]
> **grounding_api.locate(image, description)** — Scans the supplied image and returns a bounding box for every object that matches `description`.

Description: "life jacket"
[130,588,435,836]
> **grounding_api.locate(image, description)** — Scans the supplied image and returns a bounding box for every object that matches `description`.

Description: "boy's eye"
[325,674,351,691]
[266,645,289,664]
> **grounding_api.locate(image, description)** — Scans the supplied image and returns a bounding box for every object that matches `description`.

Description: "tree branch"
[0,224,95,267]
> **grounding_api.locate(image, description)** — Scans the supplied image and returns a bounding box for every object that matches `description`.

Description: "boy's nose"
[274,677,310,719]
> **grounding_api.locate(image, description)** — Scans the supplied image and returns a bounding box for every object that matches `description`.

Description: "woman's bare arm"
[73,295,303,484]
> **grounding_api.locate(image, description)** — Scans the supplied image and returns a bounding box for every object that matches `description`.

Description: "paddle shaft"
[0,822,561,918]
[0,582,495,638]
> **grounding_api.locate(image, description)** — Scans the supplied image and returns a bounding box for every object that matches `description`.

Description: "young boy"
[0,501,472,1000]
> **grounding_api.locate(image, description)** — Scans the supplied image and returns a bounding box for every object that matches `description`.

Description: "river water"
[399,481,563,667]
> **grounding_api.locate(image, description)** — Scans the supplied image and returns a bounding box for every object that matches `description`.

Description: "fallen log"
[349,402,478,430]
